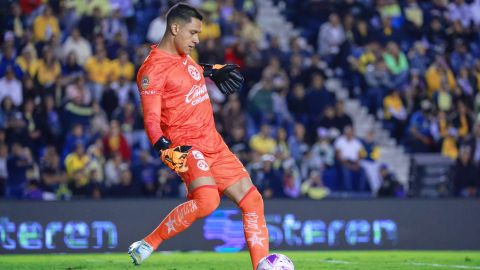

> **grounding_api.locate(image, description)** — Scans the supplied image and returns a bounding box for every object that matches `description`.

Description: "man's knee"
[191,186,220,218]
[238,187,264,212]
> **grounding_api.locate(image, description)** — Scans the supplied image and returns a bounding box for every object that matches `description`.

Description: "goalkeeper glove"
[154,136,191,173]
[201,64,244,95]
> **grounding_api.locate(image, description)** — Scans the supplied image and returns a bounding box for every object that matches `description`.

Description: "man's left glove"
[201,64,244,95]
[161,145,192,173]
[154,136,191,173]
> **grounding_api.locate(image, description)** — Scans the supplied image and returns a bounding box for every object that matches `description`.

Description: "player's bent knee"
[191,186,220,218]
[238,187,264,212]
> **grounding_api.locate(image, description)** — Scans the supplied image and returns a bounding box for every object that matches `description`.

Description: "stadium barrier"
[1,199,479,254]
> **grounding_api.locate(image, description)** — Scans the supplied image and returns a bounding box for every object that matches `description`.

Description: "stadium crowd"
[0,0,478,200]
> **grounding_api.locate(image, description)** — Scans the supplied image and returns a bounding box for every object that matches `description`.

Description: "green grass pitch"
[1,251,480,270]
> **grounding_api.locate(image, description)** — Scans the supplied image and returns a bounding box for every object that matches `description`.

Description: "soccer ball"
[256,253,295,270]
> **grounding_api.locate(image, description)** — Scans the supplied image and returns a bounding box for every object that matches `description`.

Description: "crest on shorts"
[192,150,205,160]
[197,160,209,171]
[188,65,201,81]
[141,75,149,90]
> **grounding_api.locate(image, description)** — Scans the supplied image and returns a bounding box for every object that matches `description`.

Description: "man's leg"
[130,177,219,265]
[224,177,269,270]
[144,177,219,249]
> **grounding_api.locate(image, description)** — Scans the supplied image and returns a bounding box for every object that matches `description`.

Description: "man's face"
[173,18,202,55]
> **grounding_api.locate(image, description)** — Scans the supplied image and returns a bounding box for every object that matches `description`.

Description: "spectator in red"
[102,119,131,161]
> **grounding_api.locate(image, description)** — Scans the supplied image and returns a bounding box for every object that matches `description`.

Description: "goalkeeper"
[128,3,269,270]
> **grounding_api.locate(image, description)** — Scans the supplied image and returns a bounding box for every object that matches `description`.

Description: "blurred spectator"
[453,145,479,197]
[408,100,434,152]
[104,151,127,188]
[64,142,89,181]
[68,168,100,199]
[360,130,382,194]
[6,142,32,199]
[334,100,353,134]
[248,75,276,126]
[37,46,61,89]
[110,76,135,107]
[383,42,409,89]
[447,0,473,29]
[62,28,92,66]
[301,170,330,200]
[16,47,38,78]
[102,120,131,161]
[312,128,335,168]
[288,122,308,163]
[157,167,182,198]
[334,126,367,191]
[110,50,135,82]
[23,180,43,200]
[425,56,456,97]
[65,75,92,105]
[377,164,404,197]
[78,6,106,41]
[198,11,221,41]
[103,7,128,42]
[249,123,276,155]
[226,125,250,164]
[4,3,26,42]
[383,89,407,142]
[132,150,157,197]
[84,47,112,101]
[0,45,23,79]
[62,124,89,160]
[450,40,475,75]
[33,5,60,42]
[282,158,301,199]
[250,154,284,199]
[306,73,335,134]
[62,52,84,79]
[365,59,393,115]
[39,145,68,199]
[238,13,262,44]
[147,10,167,43]
[109,166,141,198]
[0,67,23,106]
[63,92,94,131]
[317,13,345,66]
[452,101,474,140]
[287,83,308,124]
[407,42,429,76]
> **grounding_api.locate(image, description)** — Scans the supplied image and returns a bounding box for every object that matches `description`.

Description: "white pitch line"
[320,259,353,265]
[410,262,480,269]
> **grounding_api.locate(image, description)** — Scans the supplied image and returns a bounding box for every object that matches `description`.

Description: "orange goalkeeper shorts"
[178,143,249,196]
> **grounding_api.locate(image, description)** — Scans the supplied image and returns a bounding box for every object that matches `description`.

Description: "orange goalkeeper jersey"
[136,45,224,154]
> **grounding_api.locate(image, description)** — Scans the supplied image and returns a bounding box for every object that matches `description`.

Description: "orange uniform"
[136,46,248,192]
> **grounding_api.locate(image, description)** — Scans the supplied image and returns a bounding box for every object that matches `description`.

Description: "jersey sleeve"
[137,66,166,148]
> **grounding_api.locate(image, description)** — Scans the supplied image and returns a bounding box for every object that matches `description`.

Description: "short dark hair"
[166,3,203,26]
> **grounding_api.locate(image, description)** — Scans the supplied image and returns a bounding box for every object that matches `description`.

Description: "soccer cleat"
[128,240,153,265]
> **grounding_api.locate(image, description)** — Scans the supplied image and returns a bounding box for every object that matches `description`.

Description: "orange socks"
[144,186,220,250]
[143,185,268,270]
[239,187,269,270]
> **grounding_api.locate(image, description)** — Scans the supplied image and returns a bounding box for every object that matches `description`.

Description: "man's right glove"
[154,136,191,173]
[200,64,244,95]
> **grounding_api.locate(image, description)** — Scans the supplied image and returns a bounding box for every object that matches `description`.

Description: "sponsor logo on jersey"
[185,84,209,106]
[188,65,201,81]
[140,90,157,96]
[197,160,209,171]
[192,150,205,160]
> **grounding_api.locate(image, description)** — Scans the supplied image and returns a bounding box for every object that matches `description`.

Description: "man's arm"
[138,71,191,173]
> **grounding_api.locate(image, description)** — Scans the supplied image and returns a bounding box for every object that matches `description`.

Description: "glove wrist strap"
[154,136,171,153]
